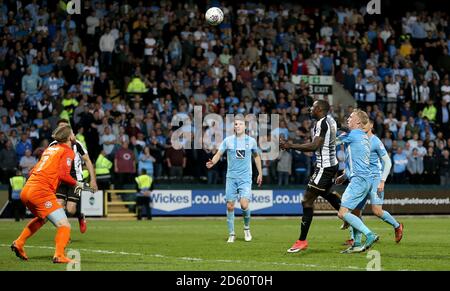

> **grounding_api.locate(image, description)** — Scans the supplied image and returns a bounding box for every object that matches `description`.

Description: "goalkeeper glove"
[74,181,95,197]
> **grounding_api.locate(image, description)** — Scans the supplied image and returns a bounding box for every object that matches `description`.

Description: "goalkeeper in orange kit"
[11,124,93,264]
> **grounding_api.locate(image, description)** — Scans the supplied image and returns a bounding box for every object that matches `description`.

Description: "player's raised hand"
[206,159,214,169]
[257,174,263,187]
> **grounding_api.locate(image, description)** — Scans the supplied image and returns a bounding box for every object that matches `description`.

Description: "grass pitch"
[1,216,449,271]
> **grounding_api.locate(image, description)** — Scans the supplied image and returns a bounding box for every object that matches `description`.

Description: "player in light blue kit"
[206,115,263,243]
[335,109,379,252]
[341,118,404,253]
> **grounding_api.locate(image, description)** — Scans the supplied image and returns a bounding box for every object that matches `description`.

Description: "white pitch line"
[1,243,368,270]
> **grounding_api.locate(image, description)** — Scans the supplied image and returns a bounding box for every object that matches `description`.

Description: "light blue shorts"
[356,176,384,209]
[341,176,371,210]
[225,178,252,202]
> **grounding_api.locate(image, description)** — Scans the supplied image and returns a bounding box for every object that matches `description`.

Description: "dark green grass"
[1,217,449,271]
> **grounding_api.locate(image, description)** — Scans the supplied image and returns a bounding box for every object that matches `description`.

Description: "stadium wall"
[1,186,450,217]
[140,185,450,216]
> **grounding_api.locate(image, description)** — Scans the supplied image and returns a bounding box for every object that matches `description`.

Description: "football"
[205,7,224,26]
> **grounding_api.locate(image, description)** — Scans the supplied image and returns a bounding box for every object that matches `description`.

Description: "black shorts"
[56,183,79,203]
[307,165,338,192]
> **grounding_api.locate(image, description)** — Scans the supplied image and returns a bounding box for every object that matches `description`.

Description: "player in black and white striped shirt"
[280,100,341,253]
[50,119,98,233]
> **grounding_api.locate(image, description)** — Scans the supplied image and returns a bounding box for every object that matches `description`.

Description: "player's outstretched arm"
[59,151,77,186]
[281,136,324,152]
[206,150,223,169]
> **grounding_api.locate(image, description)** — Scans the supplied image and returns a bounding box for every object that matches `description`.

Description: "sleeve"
[374,137,388,158]
[315,119,328,139]
[251,138,261,154]
[381,154,392,181]
[218,137,228,153]
[76,141,87,156]
[336,132,352,145]
[58,149,77,186]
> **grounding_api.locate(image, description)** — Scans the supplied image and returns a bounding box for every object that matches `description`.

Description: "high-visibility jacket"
[95,154,112,176]
[82,169,89,180]
[135,174,153,190]
[135,174,153,197]
[76,133,87,150]
[10,176,26,200]
[127,77,147,93]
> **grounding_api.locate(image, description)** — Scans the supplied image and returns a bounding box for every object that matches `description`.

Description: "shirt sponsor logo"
[235,150,245,159]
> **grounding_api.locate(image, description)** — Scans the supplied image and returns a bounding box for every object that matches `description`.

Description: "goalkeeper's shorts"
[20,185,63,219]
[56,183,79,203]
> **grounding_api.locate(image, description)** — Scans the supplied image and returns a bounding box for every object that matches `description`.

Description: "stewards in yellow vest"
[95,151,113,190]
[10,170,26,221]
[127,76,148,93]
[135,169,153,220]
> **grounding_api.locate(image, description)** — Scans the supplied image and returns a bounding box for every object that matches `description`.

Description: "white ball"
[205,7,224,26]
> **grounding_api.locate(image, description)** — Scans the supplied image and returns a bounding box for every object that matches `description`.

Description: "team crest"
[44,201,52,209]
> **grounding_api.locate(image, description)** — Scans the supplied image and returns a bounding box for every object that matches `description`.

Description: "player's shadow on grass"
[27,255,55,261]
[283,248,344,256]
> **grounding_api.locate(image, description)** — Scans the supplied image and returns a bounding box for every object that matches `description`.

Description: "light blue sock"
[227,210,235,235]
[354,228,362,245]
[381,211,400,228]
[343,213,372,236]
[242,208,251,229]
[349,226,362,245]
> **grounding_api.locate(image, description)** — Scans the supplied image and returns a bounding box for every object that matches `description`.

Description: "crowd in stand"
[0,0,449,187]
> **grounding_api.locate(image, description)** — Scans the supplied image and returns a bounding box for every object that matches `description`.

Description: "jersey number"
[35,155,50,172]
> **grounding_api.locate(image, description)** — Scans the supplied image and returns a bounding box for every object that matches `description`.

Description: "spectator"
[127,75,148,93]
[439,150,450,185]
[320,50,334,76]
[422,100,437,123]
[277,149,292,186]
[386,76,400,112]
[407,148,424,184]
[15,132,33,161]
[0,140,18,183]
[441,78,450,103]
[138,146,156,177]
[423,147,439,184]
[114,141,136,188]
[393,147,408,183]
[99,125,116,156]
[21,67,42,107]
[19,149,37,176]
[384,112,399,139]
[436,99,450,135]
[99,27,116,69]
[165,142,186,180]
